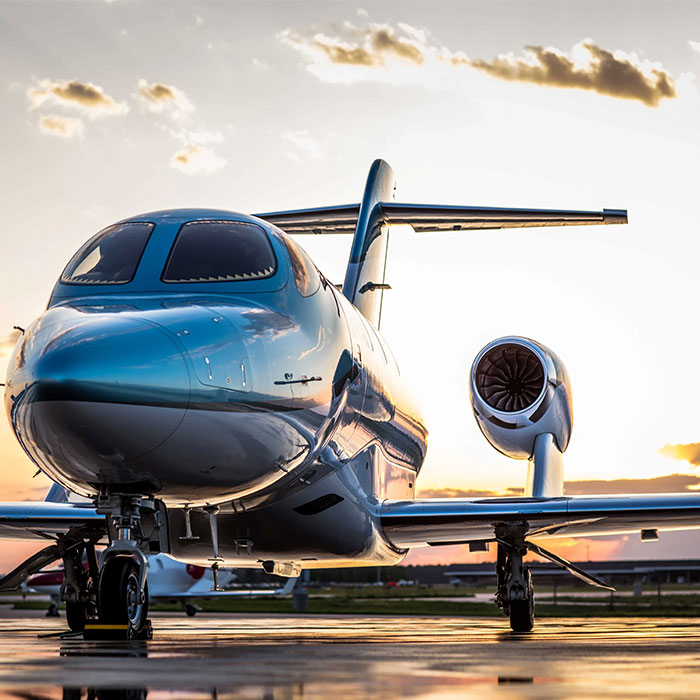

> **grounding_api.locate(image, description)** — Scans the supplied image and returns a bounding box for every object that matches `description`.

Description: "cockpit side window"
[162,220,277,283]
[61,222,154,285]
[284,237,320,297]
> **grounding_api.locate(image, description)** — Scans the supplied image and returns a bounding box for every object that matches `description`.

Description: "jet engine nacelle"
[469,337,573,498]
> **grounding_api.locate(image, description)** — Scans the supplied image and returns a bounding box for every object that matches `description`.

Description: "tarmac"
[1,607,699,699]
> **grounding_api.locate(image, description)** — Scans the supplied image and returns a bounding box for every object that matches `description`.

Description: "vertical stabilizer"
[341,159,396,327]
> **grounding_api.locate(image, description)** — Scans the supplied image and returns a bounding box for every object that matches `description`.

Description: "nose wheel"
[98,556,149,635]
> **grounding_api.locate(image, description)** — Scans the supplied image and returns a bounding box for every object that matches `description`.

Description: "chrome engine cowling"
[469,337,573,460]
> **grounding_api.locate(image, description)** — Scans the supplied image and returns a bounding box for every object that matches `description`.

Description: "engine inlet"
[475,343,545,412]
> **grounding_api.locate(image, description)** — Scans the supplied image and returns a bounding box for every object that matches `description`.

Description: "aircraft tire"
[184,604,197,617]
[508,570,534,633]
[99,556,149,633]
[65,601,87,632]
[508,599,534,632]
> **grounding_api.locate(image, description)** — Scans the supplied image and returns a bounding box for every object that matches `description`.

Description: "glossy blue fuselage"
[5,208,427,568]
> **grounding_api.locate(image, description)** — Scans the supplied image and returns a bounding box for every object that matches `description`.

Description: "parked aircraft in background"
[23,552,293,618]
[2,158,700,635]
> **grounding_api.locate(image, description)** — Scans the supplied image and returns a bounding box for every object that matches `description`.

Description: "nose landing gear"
[98,555,149,632]
[80,493,166,639]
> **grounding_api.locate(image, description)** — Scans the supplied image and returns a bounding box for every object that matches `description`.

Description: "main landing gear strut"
[492,532,616,632]
[495,538,534,633]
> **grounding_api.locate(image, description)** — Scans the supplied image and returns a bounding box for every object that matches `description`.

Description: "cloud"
[659,442,700,467]
[169,144,227,175]
[38,115,84,139]
[280,21,676,105]
[278,21,464,82]
[27,79,128,117]
[690,40,700,54]
[134,79,193,121]
[167,128,226,175]
[419,472,700,499]
[470,41,676,107]
[283,130,325,160]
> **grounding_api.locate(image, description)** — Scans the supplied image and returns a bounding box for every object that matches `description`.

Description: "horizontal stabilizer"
[256,202,627,235]
[256,204,360,235]
[380,203,628,232]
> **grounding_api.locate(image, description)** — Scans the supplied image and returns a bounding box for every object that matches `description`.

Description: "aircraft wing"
[0,502,105,591]
[380,493,700,548]
[256,202,627,235]
[0,502,105,542]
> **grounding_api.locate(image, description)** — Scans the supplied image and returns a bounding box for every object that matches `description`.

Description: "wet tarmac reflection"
[1,612,700,699]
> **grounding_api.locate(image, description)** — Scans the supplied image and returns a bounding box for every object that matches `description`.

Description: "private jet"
[2,159,699,636]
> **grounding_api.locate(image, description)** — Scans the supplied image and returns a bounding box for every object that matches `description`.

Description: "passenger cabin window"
[285,237,320,297]
[61,222,154,285]
[162,221,276,283]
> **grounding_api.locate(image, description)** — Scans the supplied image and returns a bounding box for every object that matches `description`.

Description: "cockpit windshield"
[162,221,276,283]
[61,222,154,285]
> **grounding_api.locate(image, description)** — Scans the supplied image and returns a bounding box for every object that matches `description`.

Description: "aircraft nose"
[9,313,190,487]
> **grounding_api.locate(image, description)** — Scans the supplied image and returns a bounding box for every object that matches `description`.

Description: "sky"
[2,0,700,568]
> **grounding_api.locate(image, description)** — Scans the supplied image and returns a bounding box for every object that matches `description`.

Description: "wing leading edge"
[0,502,104,540]
[380,493,700,549]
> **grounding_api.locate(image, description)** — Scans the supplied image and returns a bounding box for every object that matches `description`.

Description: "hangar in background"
[445,560,700,587]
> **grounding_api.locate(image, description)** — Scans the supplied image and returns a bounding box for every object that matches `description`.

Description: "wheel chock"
[82,624,129,640]
[82,620,153,641]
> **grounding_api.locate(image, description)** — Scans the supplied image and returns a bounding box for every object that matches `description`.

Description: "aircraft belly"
[169,470,405,568]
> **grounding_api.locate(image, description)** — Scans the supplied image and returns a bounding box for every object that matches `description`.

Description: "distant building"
[445,560,700,587]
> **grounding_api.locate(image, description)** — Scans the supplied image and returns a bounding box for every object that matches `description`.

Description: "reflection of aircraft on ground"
[1,158,699,635]
[22,550,293,618]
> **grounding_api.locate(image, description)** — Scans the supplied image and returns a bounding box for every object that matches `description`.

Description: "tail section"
[255,159,627,328]
[341,159,396,327]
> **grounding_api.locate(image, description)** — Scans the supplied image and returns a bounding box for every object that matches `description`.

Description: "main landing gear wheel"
[65,601,87,632]
[496,541,535,633]
[508,570,534,633]
[98,556,149,636]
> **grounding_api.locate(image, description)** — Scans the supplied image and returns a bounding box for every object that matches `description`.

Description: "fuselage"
[5,208,427,568]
